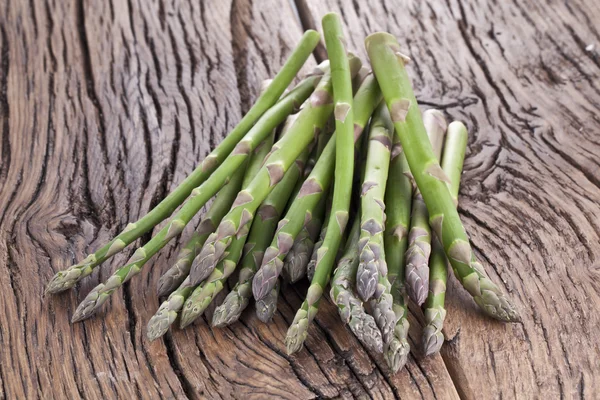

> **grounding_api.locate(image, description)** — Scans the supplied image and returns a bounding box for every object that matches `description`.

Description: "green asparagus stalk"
[383,126,414,372]
[423,121,468,355]
[366,32,519,322]
[188,65,349,288]
[70,67,325,323]
[355,102,394,301]
[252,71,382,302]
[46,31,321,295]
[256,279,280,322]
[182,142,311,327]
[146,130,276,340]
[155,83,278,297]
[405,110,447,305]
[331,217,383,353]
[354,103,396,345]
[286,13,355,354]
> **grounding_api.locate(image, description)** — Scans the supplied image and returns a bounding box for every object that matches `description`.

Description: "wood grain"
[1,0,598,398]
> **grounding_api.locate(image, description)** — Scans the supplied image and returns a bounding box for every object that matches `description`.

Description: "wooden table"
[1,0,599,398]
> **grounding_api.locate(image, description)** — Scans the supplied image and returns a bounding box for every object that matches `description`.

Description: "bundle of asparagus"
[47,13,520,373]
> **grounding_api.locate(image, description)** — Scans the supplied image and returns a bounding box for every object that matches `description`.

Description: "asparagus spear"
[256,279,280,322]
[155,83,278,297]
[69,67,326,323]
[188,64,349,287]
[423,121,468,355]
[384,127,414,372]
[252,71,382,303]
[146,130,275,340]
[282,195,326,283]
[183,142,311,328]
[354,103,397,345]
[286,13,355,354]
[366,32,519,322]
[331,217,383,353]
[404,110,447,305]
[46,31,321,294]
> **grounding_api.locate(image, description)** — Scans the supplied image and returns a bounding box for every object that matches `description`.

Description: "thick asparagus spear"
[354,103,396,345]
[404,110,447,305]
[331,217,383,353]
[188,65,347,287]
[146,131,274,340]
[286,13,355,354]
[383,126,414,372]
[46,31,321,294]
[366,32,519,322]
[423,121,468,355]
[69,67,325,323]
[252,71,382,302]
[155,83,278,297]
[183,143,311,328]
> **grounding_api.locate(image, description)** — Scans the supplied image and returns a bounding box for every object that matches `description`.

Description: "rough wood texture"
[0,0,598,398]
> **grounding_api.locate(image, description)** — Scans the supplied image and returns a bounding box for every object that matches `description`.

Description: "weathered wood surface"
[0,0,598,398]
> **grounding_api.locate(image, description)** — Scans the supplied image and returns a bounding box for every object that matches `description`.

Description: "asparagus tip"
[146,309,176,342]
[348,310,384,354]
[178,312,195,329]
[385,338,410,373]
[71,284,108,323]
[156,276,176,298]
[46,271,77,294]
[422,325,444,357]
[285,328,306,355]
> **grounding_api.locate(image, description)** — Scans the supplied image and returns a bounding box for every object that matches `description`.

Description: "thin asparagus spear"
[155,82,278,297]
[331,217,383,353]
[366,32,519,322]
[354,103,396,345]
[69,67,325,323]
[183,141,311,328]
[423,121,468,355]
[146,130,275,340]
[405,110,447,305]
[252,71,382,302]
[383,125,414,373]
[46,31,321,294]
[286,13,355,354]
